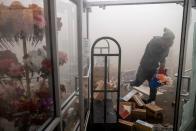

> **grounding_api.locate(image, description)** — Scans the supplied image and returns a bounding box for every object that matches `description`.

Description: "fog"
[88,4,183,76]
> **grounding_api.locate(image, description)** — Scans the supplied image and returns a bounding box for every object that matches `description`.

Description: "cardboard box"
[119,119,135,130]
[131,108,146,120]
[145,104,163,112]
[122,90,138,101]
[145,104,163,123]
[135,120,154,131]
[132,95,145,107]
[120,102,136,109]
[119,102,132,119]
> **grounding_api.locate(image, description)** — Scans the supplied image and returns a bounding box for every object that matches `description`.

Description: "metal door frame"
[84,0,191,131]
[90,36,121,125]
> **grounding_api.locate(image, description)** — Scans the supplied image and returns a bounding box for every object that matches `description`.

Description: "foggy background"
[88,3,184,76]
[1,0,195,78]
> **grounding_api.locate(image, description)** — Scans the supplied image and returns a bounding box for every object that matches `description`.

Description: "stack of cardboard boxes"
[119,90,164,131]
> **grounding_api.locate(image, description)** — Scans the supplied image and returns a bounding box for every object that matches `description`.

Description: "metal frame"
[61,92,76,109]
[84,1,193,131]
[90,36,121,125]
[71,0,85,131]
[46,0,61,118]
[40,0,62,130]
[174,0,191,130]
[174,68,192,94]
[37,0,193,130]
[61,96,78,115]
[45,118,61,131]
[83,65,91,130]
[86,8,90,39]
[38,0,85,131]
[86,0,183,7]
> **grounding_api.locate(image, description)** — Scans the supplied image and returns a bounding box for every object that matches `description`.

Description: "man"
[130,28,175,103]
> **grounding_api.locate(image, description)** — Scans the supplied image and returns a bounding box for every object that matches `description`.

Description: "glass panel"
[0,0,54,130]
[56,0,78,104]
[179,8,196,131]
[62,97,80,131]
[89,3,183,128]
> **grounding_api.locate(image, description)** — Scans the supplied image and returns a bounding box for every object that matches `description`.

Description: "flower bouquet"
[149,68,172,89]
[0,79,53,130]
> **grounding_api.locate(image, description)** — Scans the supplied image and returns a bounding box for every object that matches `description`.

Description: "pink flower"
[0,59,15,71]
[58,51,68,66]
[0,50,18,72]
[34,14,46,29]
[41,58,52,72]
[7,63,25,78]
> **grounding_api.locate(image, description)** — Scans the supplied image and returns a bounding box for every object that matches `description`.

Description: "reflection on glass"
[62,98,80,131]
[0,0,54,130]
[56,0,78,104]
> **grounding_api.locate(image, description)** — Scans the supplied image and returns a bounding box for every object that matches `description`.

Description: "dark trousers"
[131,66,157,102]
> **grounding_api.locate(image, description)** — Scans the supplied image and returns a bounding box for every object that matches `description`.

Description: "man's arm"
[160,58,166,68]
[159,48,169,69]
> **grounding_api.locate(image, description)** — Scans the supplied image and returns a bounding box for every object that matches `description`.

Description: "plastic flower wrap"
[150,69,173,88]
[0,1,46,47]
[24,48,68,78]
[0,1,62,48]
[23,48,47,72]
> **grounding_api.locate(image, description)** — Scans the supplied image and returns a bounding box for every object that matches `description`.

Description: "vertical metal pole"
[194,95,196,118]
[105,40,110,82]
[86,8,90,39]
[86,7,91,114]
[187,77,191,92]
[87,77,90,110]
[117,55,121,122]
[174,0,191,130]
[75,76,78,91]
[104,56,108,124]
[21,33,31,98]
[76,0,84,130]
[91,53,94,123]
[45,0,62,130]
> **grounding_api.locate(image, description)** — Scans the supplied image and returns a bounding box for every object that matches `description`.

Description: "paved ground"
[156,86,176,125]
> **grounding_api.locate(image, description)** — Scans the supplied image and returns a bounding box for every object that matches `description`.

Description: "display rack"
[90,36,121,127]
